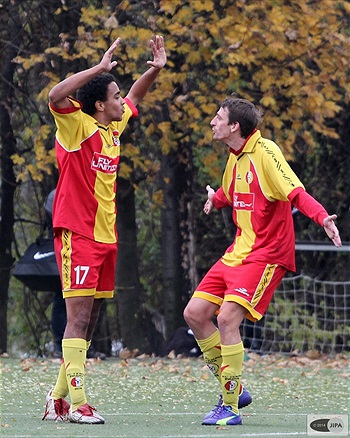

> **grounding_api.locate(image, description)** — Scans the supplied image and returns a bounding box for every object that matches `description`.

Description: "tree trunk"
[115,177,151,353]
[0,2,21,354]
[160,152,187,342]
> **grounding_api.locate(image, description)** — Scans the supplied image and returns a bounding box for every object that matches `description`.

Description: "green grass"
[0,353,348,437]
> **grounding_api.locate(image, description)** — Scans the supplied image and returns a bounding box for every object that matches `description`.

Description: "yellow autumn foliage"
[13,0,350,182]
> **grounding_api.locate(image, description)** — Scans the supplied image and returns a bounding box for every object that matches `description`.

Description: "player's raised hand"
[203,185,215,215]
[147,35,167,69]
[323,215,342,247]
[99,38,121,72]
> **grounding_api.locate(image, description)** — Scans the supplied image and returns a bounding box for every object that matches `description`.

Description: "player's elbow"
[48,85,68,108]
[48,88,60,106]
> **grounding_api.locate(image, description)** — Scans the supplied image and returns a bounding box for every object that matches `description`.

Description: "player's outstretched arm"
[49,38,121,108]
[203,185,215,215]
[126,35,167,106]
[323,215,342,247]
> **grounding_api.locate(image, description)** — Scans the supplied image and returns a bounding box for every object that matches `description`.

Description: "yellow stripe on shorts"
[251,263,277,308]
[61,229,72,290]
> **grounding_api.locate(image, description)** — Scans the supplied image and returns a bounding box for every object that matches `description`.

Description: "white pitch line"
[2,411,309,417]
[0,434,307,438]
[102,412,308,416]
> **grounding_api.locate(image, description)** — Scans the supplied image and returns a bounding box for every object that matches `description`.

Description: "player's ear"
[231,121,240,133]
[95,100,105,112]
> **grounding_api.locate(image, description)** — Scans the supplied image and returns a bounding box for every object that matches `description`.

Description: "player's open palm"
[323,215,342,247]
[147,35,167,69]
[100,38,121,72]
[203,185,215,215]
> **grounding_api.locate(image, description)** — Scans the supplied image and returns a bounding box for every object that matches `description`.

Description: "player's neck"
[226,135,245,151]
[93,113,112,127]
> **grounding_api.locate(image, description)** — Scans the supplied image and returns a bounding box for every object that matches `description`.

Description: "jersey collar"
[230,129,261,155]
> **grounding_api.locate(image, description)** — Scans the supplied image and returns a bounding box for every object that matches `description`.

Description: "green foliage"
[135,182,164,309]
[8,280,53,357]
[264,277,350,353]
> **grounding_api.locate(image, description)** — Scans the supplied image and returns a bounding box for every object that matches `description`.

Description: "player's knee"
[66,318,90,338]
[183,303,197,327]
[183,301,210,329]
[217,310,241,333]
[183,305,191,324]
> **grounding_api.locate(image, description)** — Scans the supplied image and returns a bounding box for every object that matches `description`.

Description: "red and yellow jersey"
[213,130,305,271]
[50,97,138,244]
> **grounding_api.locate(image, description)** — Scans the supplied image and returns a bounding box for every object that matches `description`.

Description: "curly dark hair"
[76,73,116,116]
[221,97,263,138]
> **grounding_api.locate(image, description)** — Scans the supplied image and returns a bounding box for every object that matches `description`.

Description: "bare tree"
[0,1,22,353]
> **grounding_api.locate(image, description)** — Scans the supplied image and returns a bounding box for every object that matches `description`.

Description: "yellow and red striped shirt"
[50,97,138,244]
[213,130,328,272]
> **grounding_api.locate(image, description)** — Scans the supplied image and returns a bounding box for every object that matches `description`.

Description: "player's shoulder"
[257,136,280,150]
[256,136,286,159]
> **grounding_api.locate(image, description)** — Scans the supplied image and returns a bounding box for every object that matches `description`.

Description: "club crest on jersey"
[91,152,119,174]
[112,130,120,147]
[233,192,254,211]
[246,170,253,184]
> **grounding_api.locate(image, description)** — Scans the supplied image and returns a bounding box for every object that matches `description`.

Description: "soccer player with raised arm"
[42,36,166,425]
[184,97,342,427]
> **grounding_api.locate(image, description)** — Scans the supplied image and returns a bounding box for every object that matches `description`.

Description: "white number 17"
[74,265,90,285]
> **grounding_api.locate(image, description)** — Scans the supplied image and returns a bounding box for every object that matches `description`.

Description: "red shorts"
[192,259,286,321]
[54,228,117,299]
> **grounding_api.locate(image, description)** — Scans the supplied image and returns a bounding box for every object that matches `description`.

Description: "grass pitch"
[0,352,348,437]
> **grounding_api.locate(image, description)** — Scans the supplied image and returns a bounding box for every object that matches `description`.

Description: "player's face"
[103,82,125,122]
[210,107,233,142]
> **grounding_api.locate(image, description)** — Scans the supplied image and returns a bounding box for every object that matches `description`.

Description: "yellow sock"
[52,357,69,400]
[196,330,222,382]
[221,342,244,414]
[62,338,87,410]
